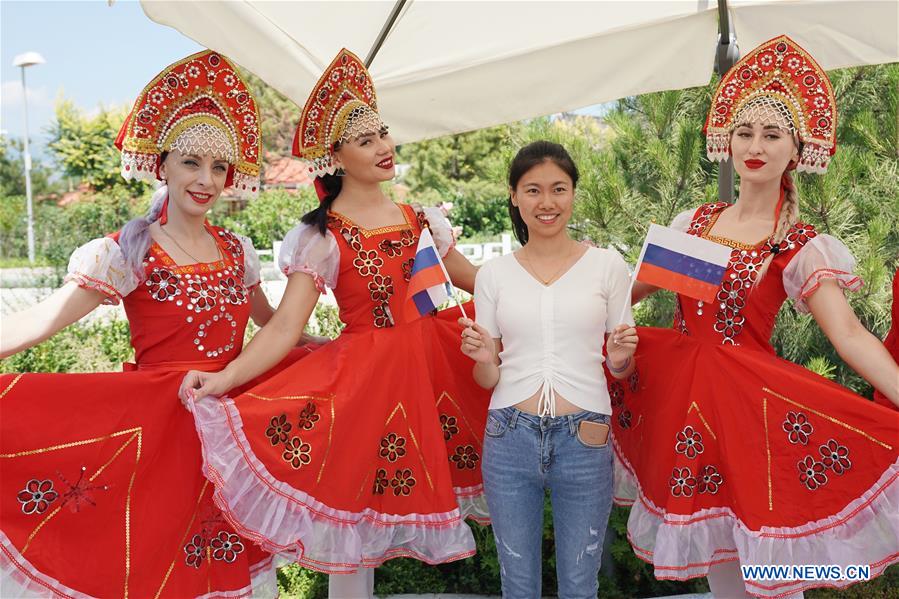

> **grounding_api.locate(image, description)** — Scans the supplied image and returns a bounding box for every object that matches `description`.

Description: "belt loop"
[568,415,577,435]
[509,409,519,429]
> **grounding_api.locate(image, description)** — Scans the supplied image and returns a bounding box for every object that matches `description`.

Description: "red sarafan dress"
[874,268,898,410]
[611,203,899,598]
[188,204,491,574]
[0,225,313,598]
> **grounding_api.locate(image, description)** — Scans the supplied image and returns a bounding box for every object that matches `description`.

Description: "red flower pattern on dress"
[713,308,746,342]
[186,279,218,311]
[783,411,814,445]
[338,225,363,252]
[17,479,58,515]
[675,426,704,459]
[716,279,747,311]
[283,437,312,469]
[218,276,246,305]
[298,402,320,431]
[390,468,417,496]
[669,467,697,497]
[450,444,480,470]
[353,250,383,277]
[440,414,459,440]
[183,534,205,568]
[218,231,243,257]
[798,455,828,490]
[819,439,851,475]
[401,258,415,282]
[373,303,393,328]
[627,369,640,393]
[617,409,633,429]
[733,250,764,281]
[373,468,389,495]
[368,274,394,302]
[210,531,245,563]
[697,465,723,494]
[379,433,407,462]
[265,414,291,445]
[146,268,181,302]
[379,239,404,258]
[609,382,624,407]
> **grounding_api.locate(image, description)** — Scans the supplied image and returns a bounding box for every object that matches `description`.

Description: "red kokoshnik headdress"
[705,35,837,174]
[292,48,386,180]
[116,50,261,197]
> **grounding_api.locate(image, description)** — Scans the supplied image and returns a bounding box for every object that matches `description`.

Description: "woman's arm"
[179,272,320,400]
[605,324,638,379]
[631,281,659,305]
[444,249,478,294]
[807,279,899,407]
[248,286,275,327]
[459,318,501,389]
[0,282,106,359]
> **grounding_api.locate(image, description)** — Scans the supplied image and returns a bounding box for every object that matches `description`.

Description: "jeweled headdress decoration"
[115,50,261,197]
[292,48,386,178]
[704,35,837,174]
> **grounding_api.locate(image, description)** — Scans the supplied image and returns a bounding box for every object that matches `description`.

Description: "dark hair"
[301,173,343,235]
[507,140,579,245]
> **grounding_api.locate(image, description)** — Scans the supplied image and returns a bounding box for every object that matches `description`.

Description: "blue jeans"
[482,407,613,599]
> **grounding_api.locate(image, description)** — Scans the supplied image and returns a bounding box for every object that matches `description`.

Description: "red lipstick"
[744,159,766,170]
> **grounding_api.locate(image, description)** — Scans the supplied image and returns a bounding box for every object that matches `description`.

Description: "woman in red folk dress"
[611,36,899,598]
[179,48,490,598]
[0,51,316,598]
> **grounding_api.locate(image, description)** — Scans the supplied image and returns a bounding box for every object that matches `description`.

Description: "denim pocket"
[575,416,610,449]
[484,411,509,438]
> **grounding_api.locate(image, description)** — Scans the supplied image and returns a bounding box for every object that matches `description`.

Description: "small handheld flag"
[404,228,468,320]
[619,224,731,324]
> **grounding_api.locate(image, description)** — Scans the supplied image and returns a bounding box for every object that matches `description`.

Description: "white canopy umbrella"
[139,0,898,145]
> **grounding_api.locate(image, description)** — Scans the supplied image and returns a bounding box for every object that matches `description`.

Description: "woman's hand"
[606,324,638,369]
[459,317,495,364]
[178,368,236,407]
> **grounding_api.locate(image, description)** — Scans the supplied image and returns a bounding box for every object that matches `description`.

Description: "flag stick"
[617,232,651,326]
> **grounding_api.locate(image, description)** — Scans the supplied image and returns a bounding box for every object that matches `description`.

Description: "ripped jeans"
[482,407,613,599]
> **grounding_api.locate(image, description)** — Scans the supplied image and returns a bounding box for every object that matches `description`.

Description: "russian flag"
[634,224,732,303]
[404,228,453,319]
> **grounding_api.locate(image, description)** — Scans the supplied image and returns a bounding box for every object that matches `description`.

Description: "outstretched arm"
[444,249,478,294]
[807,279,899,407]
[179,272,320,400]
[0,282,106,359]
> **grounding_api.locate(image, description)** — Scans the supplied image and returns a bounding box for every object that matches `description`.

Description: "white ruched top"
[474,246,634,417]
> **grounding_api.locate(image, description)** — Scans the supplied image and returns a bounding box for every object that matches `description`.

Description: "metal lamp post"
[12,51,46,265]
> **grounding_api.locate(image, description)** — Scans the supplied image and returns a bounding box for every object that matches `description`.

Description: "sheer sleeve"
[669,209,695,233]
[64,237,138,304]
[783,234,862,313]
[277,223,340,293]
[421,206,456,257]
[236,234,262,289]
[473,260,501,338]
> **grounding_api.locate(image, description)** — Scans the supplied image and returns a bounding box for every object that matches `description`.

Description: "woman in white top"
[460,141,638,598]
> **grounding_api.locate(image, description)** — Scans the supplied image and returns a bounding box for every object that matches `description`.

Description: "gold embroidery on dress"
[763,397,773,511]
[701,209,766,250]
[687,401,718,441]
[0,374,24,399]
[153,481,210,598]
[436,391,483,451]
[763,387,893,449]
[4,427,142,598]
[327,207,413,239]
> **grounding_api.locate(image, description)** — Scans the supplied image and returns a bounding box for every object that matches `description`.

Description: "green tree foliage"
[0,136,54,197]
[397,125,523,239]
[219,188,318,251]
[47,99,150,195]
[239,70,301,158]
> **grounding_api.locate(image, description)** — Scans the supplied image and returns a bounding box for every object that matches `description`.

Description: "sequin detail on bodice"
[327,204,431,333]
[674,202,818,349]
[122,226,252,366]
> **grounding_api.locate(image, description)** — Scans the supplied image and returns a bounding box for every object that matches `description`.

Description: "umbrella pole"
[365,0,408,68]
[715,0,739,203]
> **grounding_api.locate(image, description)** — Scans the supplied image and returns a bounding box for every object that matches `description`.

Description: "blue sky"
[1,0,201,153]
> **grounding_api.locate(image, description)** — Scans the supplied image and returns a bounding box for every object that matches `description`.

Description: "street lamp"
[12,51,46,265]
